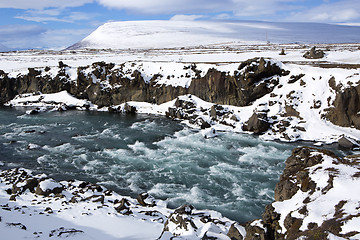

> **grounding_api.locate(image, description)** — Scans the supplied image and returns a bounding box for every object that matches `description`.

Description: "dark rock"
[35,180,64,196]
[227,223,243,240]
[9,195,16,201]
[24,130,36,133]
[288,74,305,84]
[7,223,27,230]
[244,220,267,240]
[49,227,83,238]
[338,136,359,149]
[279,49,286,55]
[114,198,132,215]
[136,192,155,207]
[327,84,360,129]
[23,178,39,193]
[303,46,325,59]
[242,113,270,134]
[124,103,137,114]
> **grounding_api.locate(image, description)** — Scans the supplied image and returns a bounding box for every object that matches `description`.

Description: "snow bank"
[0,168,245,240]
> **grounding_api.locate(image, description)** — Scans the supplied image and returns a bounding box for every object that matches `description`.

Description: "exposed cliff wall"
[245,147,360,240]
[0,58,286,109]
[327,84,360,129]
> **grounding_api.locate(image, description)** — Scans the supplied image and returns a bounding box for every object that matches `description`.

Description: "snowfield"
[68,20,360,50]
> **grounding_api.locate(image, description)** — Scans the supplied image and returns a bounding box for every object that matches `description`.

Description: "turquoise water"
[0,107,320,223]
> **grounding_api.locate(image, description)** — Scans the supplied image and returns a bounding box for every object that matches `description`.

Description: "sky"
[0,0,359,50]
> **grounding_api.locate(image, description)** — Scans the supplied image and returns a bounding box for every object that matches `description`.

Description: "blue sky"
[0,0,359,50]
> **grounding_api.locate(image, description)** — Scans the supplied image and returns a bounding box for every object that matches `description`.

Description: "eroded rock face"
[327,84,360,130]
[242,113,270,134]
[0,59,287,109]
[189,58,287,106]
[248,147,360,240]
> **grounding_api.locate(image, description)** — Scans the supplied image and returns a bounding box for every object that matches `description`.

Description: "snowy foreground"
[0,168,244,240]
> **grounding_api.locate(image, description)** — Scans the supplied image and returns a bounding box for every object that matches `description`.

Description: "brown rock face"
[249,147,360,240]
[242,113,271,134]
[0,58,287,109]
[327,84,360,129]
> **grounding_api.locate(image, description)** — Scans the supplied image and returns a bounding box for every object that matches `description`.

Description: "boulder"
[303,46,325,59]
[338,136,359,149]
[35,179,64,196]
[242,113,270,134]
[124,103,137,114]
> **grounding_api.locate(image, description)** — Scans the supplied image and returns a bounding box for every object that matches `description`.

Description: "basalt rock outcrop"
[0,58,288,108]
[245,147,360,240]
[327,84,360,130]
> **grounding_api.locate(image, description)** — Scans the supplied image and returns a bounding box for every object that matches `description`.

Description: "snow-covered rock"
[247,147,360,240]
[0,168,244,240]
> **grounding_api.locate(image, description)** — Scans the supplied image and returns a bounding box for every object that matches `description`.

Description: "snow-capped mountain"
[68,20,360,50]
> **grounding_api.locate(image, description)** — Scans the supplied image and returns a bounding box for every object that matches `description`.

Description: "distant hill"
[68,20,360,50]
[0,43,10,52]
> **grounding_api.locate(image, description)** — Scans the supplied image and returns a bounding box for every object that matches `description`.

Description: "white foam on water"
[130,119,158,132]
[238,144,290,164]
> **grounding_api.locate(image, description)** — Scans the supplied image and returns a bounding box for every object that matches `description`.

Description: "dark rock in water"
[303,46,325,59]
[338,136,359,149]
[24,130,36,133]
[242,113,270,134]
[326,84,360,130]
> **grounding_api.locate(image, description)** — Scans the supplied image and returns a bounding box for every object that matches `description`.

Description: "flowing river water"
[0,107,351,223]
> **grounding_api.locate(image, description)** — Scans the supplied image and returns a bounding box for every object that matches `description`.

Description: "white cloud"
[96,0,234,14]
[287,0,360,22]
[0,25,93,50]
[0,0,93,10]
[170,15,205,21]
[96,0,302,16]
[15,9,97,23]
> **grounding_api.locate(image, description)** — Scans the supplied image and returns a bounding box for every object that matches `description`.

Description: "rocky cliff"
[0,58,286,108]
[245,147,360,240]
[2,57,360,144]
